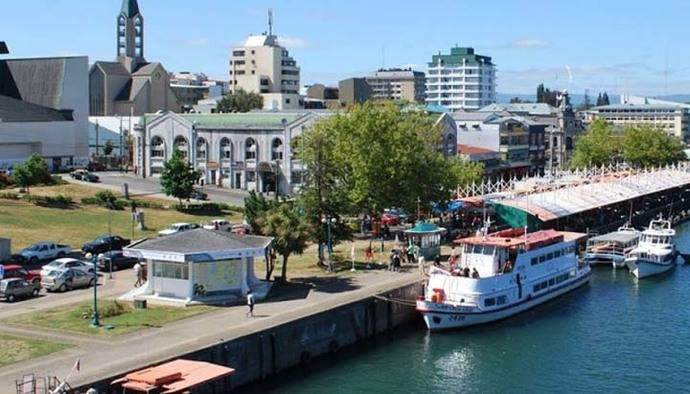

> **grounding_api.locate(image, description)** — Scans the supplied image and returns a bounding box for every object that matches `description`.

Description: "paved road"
[68,172,249,206]
[0,270,421,392]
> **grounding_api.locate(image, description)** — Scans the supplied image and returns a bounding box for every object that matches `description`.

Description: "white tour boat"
[584,225,639,268]
[417,227,591,331]
[625,218,676,279]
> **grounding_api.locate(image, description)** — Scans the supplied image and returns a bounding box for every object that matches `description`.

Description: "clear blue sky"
[4,0,690,96]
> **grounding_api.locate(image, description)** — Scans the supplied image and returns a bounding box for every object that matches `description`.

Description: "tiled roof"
[95,61,130,76]
[115,78,149,101]
[132,63,161,76]
[145,112,305,129]
[0,94,72,122]
[479,103,556,116]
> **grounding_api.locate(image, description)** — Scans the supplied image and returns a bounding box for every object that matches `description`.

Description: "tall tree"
[12,165,33,194]
[160,149,201,204]
[596,93,603,106]
[536,84,545,103]
[103,140,115,156]
[257,202,311,281]
[12,154,51,194]
[602,92,610,105]
[216,89,264,113]
[570,119,620,168]
[244,191,273,235]
[622,124,686,168]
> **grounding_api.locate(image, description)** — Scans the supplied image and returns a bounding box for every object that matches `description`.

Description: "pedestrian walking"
[133,262,142,287]
[246,289,255,317]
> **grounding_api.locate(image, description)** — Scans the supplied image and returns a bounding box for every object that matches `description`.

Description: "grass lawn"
[0,334,71,368]
[0,198,242,251]
[8,299,215,337]
[30,183,175,207]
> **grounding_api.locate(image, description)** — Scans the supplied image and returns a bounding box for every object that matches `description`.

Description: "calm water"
[247,222,690,394]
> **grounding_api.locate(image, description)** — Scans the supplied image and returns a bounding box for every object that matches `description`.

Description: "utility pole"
[95,120,100,157]
[119,115,124,170]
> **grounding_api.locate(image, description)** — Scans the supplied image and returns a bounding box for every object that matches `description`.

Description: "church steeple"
[117,0,144,70]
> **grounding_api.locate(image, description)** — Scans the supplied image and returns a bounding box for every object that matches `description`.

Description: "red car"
[1,264,41,286]
[381,213,400,226]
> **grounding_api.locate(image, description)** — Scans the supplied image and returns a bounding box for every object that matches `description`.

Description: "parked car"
[231,223,252,235]
[83,172,100,182]
[0,278,40,302]
[87,161,106,172]
[190,189,208,201]
[385,208,411,223]
[381,212,400,226]
[97,251,140,271]
[0,264,41,286]
[41,268,95,292]
[19,241,71,264]
[203,219,231,231]
[70,169,88,180]
[40,258,93,278]
[158,223,199,236]
[82,235,131,255]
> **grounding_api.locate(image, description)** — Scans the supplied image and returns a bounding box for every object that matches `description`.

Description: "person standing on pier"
[246,289,255,317]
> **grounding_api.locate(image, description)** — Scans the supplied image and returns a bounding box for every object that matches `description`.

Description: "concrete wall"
[80,280,423,393]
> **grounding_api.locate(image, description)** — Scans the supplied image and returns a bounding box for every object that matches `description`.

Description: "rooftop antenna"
[268,9,273,36]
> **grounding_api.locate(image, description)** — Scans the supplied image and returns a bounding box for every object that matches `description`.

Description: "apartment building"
[229,14,301,110]
[426,46,496,111]
[587,100,690,142]
[365,68,426,103]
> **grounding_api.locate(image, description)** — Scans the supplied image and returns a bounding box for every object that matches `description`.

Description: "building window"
[233,50,245,56]
[173,136,189,159]
[246,171,256,182]
[196,137,207,160]
[220,138,232,160]
[153,262,189,280]
[245,138,257,160]
[150,136,165,158]
[271,138,283,160]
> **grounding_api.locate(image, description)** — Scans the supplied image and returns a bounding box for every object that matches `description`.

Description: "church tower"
[117,0,145,72]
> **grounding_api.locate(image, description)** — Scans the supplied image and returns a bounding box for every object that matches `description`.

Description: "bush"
[24,194,73,206]
[124,199,166,210]
[95,190,118,206]
[0,173,14,189]
[0,191,19,200]
[49,175,66,186]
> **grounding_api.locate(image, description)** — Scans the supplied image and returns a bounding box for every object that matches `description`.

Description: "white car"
[20,241,71,264]
[158,222,199,236]
[40,258,94,278]
[202,219,231,232]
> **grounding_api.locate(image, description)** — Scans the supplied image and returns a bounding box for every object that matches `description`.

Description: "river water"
[254,222,690,394]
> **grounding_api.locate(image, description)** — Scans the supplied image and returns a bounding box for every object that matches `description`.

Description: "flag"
[72,358,80,375]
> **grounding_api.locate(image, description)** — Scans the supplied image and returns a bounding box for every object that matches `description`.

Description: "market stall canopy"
[494,168,690,224]
[405,222,446,234]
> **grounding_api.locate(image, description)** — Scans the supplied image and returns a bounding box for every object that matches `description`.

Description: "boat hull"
[585,253,626,267]
[626,257,676,279]
[417,271,591,331]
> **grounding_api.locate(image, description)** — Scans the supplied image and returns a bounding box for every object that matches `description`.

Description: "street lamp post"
[274,159,280,201]
[321,216,337,272]
[85,252,100,327]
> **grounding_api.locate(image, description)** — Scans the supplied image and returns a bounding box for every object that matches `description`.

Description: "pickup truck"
[19,241,71,264]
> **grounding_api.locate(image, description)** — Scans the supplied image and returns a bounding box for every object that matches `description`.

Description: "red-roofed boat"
[417,223,591,331]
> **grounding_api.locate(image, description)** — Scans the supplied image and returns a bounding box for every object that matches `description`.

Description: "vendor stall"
[404,222,446,260]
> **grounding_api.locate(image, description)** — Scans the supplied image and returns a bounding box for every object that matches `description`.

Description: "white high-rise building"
[229,11,301,110]
[425,46,496,111]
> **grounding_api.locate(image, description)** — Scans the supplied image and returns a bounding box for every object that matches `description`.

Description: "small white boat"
[584,225,639,268]
[416,226,591,331]
[625,218,676,279]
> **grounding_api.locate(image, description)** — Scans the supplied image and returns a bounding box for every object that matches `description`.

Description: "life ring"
[431,288,445,303]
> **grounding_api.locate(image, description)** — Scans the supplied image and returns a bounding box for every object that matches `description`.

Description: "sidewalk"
[0,270,421,392]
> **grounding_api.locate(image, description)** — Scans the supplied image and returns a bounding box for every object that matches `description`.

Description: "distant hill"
[655,94,690,104]
[497,93,621,107]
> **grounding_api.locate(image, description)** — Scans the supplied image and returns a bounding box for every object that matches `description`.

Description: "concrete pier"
[0,271,423,393]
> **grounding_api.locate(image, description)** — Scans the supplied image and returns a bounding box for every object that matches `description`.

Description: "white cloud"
[277,36,306,49]
[509,39,550,49]
[186,38,209,47]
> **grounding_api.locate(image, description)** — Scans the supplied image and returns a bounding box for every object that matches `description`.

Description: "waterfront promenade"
[0,269,420,392]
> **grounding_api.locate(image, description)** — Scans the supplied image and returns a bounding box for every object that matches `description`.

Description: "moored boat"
[625,218,676,279]
[584,225,639,268]
[416,227,591,331]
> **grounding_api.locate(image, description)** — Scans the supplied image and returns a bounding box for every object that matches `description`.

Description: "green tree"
[244,190,273,235]
[596,93,603,106]
[160,149,201,204]
[622,124,686,168]
[602,92,610,105]
[12,165,33,194]
[103,140,114,156]
[216,89,264,113]
[257,202,311,281]
[570,119,620,168]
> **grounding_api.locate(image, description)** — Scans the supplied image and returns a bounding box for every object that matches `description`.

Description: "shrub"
[49,175,67,185]
[0,191,19,200]
[95,190,118,206]
[24,194,73,207]
[0,173,14,189]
